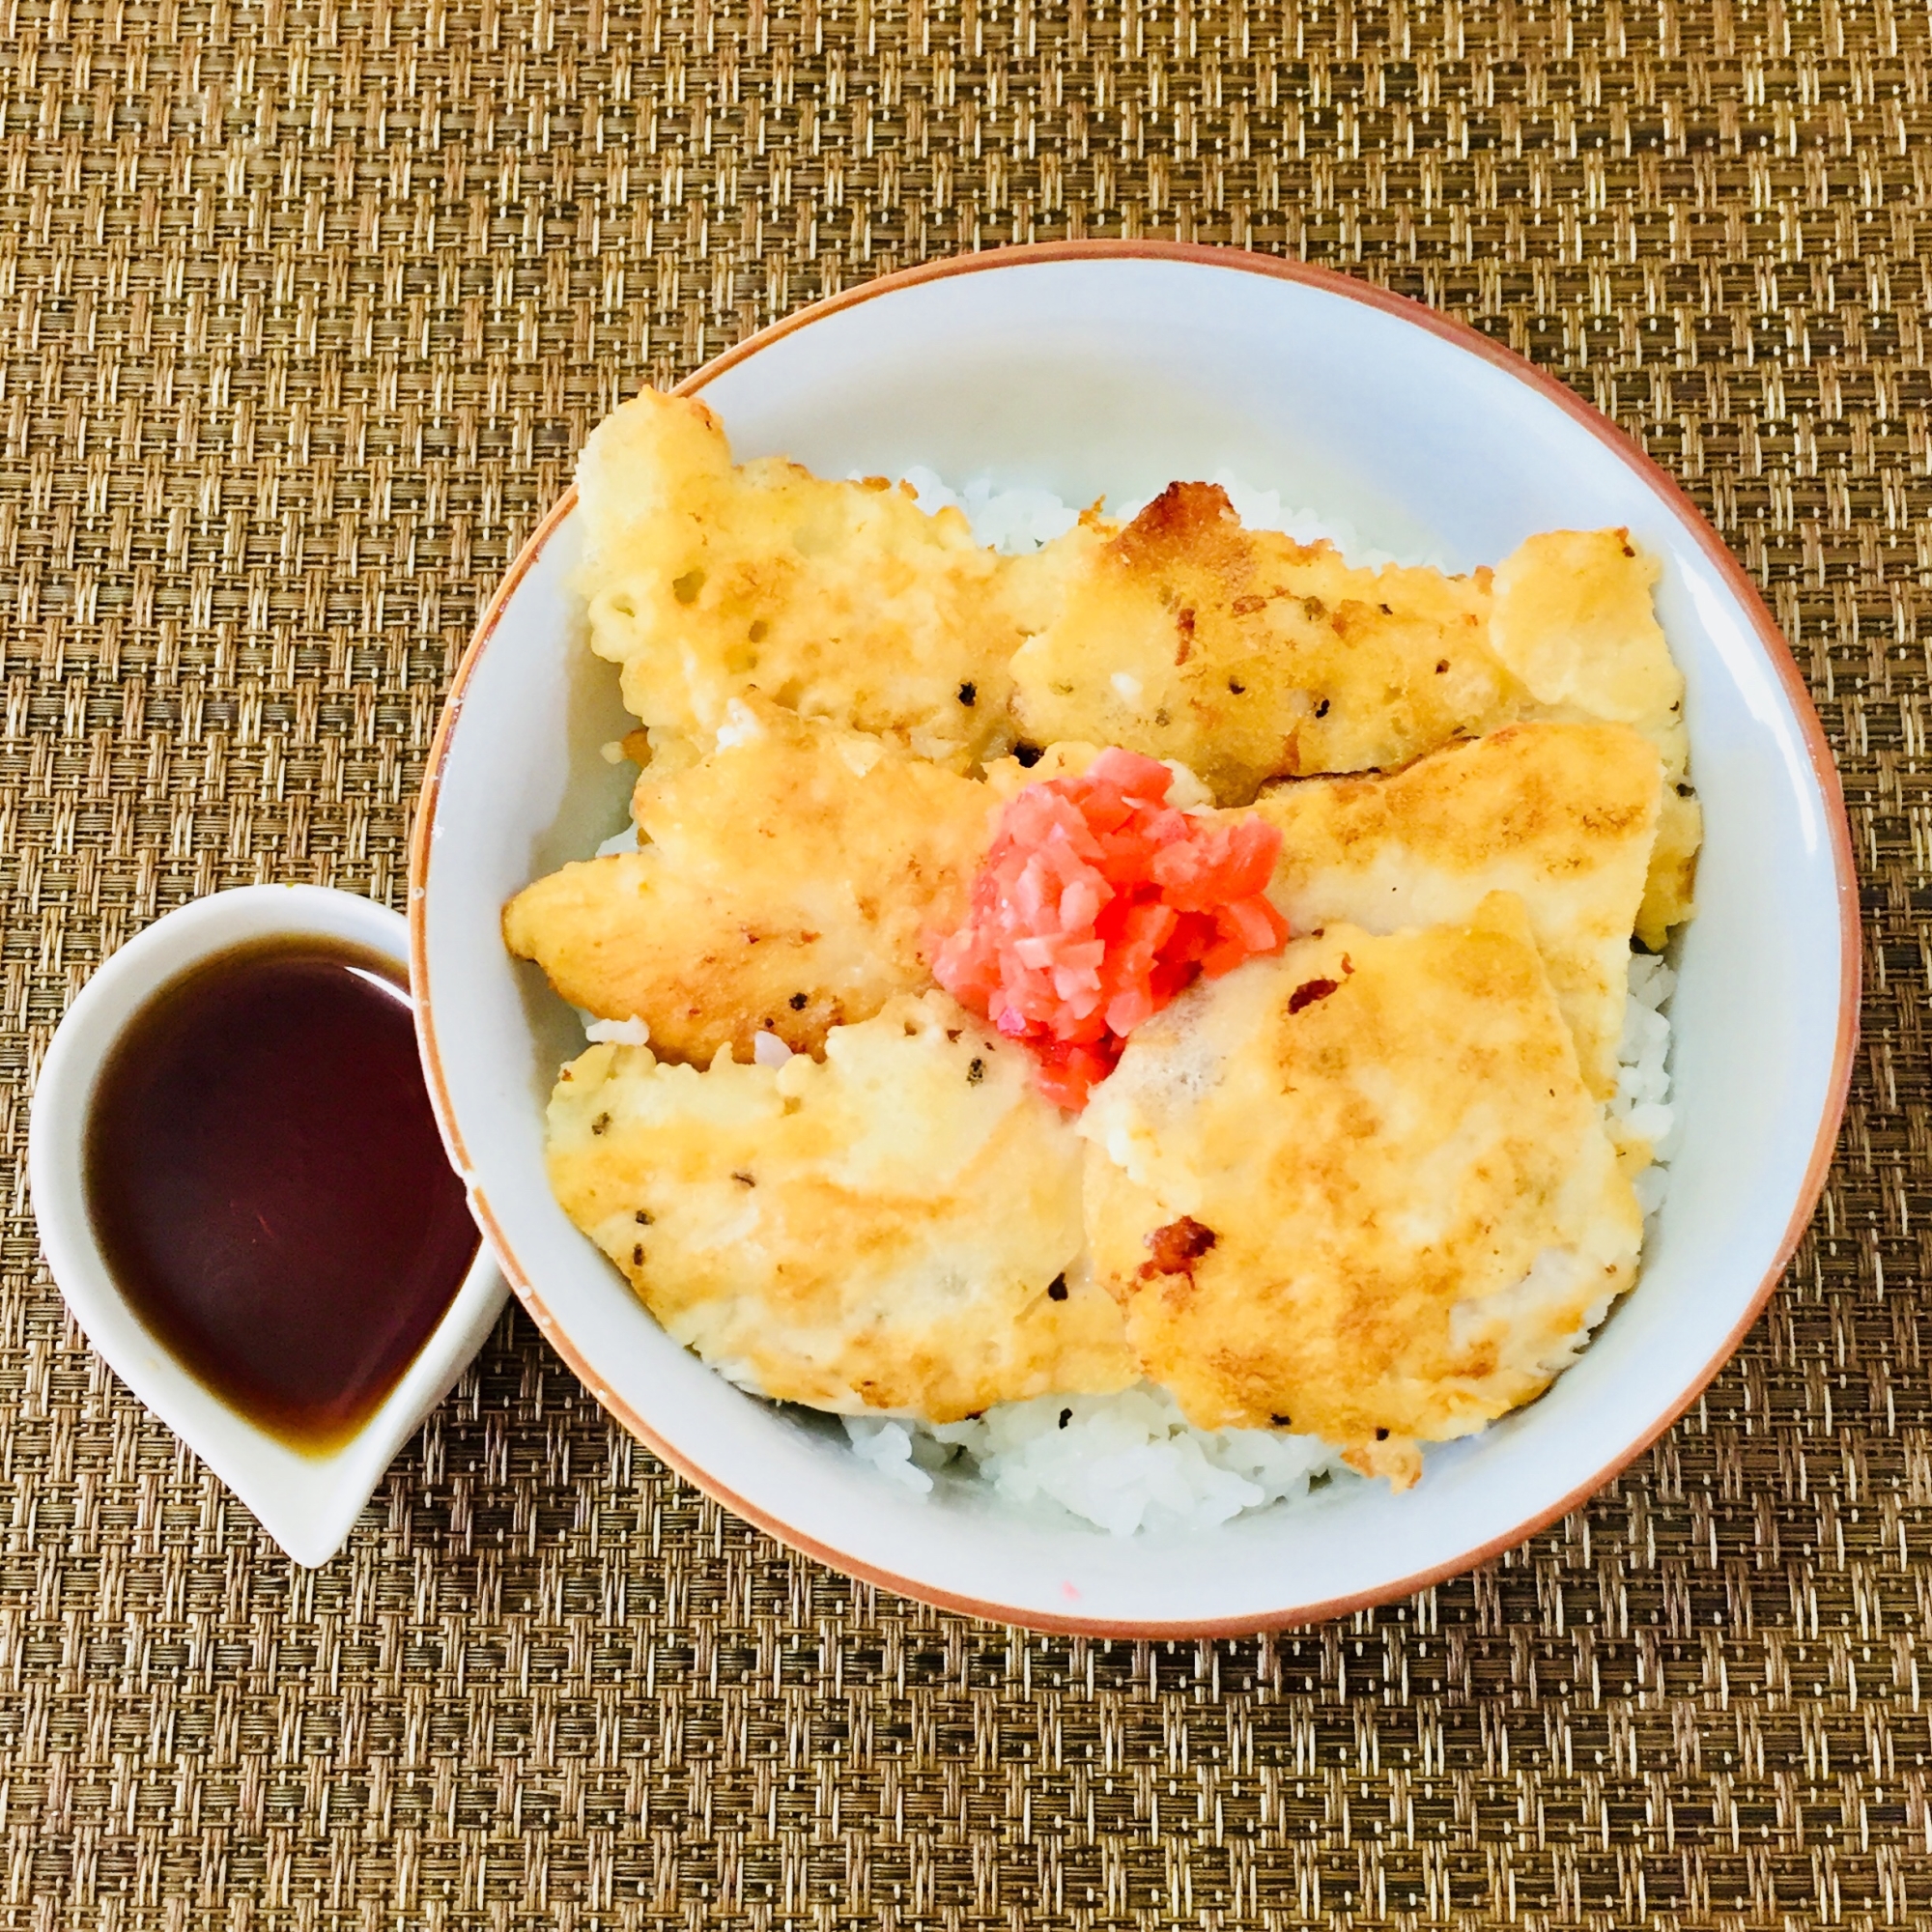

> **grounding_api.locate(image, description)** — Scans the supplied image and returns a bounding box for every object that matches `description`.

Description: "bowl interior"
[416,253,1851,1633]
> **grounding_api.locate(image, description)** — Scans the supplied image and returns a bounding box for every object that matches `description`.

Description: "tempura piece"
[1080,898,1641,1489]
[1252,722,1662,1097]
[1008,494,1701,945]
[1638,790,1703,949]
[1491,527,1699,944]
[502,700,997,1064]
[546,993,1136,1419]
[575,388,1082,768]
[1009,482,1506,804]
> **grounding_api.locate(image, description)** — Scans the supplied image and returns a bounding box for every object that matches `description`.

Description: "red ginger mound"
[930,749,1290,1107]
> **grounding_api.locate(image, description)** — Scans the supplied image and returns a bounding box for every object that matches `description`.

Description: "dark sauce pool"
[83,936,479,1454]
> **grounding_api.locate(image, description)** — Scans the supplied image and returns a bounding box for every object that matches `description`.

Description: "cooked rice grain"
[843,1385,1346,1535]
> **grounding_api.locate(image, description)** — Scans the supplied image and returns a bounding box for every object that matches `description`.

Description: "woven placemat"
[0,2,1923,1925]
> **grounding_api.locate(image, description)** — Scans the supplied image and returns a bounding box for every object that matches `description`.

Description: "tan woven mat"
[1,0,1924,1924]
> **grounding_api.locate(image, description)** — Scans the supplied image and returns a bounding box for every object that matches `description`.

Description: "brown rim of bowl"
[409,239,1861,1639]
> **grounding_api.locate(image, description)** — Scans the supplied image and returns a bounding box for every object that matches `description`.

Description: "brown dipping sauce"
[83,936,479,1453]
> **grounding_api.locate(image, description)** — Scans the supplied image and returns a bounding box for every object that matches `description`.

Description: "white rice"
[843,1385,1344,1534]
[899,467,1082,554]
[899,463,1398,564]
[1613,952,1678,1220]
[583,1014,649,1046]
[591,472,1680,1532]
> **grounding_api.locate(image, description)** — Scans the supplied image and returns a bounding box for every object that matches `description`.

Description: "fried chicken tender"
[502,700,998,1064]
[1490,527,1699,945]
[576,388,1081,768]
[1252,722,1662,1099]
[1080,898,1641,1489]
[1009,493,1700,944]
[545,992,1136,1420]
[1009,482,1505,805]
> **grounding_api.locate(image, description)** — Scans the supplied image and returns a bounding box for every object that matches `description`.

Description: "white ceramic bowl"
[29,885,508,1567]
[412,243,1858,1634]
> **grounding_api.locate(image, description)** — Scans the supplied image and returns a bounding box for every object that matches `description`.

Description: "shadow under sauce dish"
[83,935,479,1453]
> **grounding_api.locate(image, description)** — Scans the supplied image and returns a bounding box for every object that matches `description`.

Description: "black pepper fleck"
[635,1209,653,1225]
[1059,1408,1072,1430]
[1314,697,1330,718]
[1375,1427,1390,1440]
[732,1171,756,1186]
[1047,1273,1068,1301]
[591,1113,611,1136]
[632,1244,643,1265]
[1013,743,1044,768]
[967,1057,985,1085]
[956,680,978,706]
[788,991,808,1009]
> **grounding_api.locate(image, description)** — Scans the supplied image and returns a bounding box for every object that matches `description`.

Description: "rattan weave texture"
[2,1,1927,1925]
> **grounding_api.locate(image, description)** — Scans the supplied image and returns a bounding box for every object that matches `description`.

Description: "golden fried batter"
[1009,482,1505,804]
[1640,787,1703,950]
[1008,496,1700,944]
[1253,722,1662,1098]
[546,993,1136,1419]
[1080,899,1641,1488]
[502,700,998,1064]
[521,414,1702,1472]
[576,388,1083,768]
[1490,527,1699,944]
